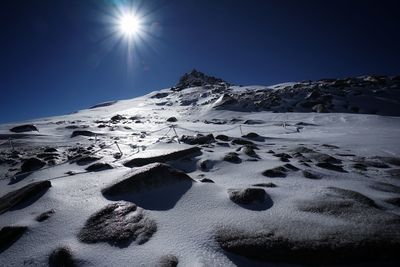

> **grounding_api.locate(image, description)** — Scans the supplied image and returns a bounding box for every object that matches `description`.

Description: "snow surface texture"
[1,70,400,266]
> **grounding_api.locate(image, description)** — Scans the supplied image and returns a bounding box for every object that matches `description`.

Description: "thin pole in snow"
[115,141,123,156]
[239,125,243,135]
[171,125,180,144]
[9,138,14,151]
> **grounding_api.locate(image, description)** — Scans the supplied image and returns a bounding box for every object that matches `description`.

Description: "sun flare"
[118,12,142,37]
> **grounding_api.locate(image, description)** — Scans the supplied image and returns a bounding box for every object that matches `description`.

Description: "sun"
[118,12,142,38]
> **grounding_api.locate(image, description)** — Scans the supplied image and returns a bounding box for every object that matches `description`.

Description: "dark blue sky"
[1,0,399,123]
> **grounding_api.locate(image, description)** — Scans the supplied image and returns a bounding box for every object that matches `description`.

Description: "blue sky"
[1,0,399,123]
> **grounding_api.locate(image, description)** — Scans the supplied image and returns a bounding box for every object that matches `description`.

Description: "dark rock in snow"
[316,162,347,172]
[151,92,169,99]
[243,119,264,125]
[375,156,400,166]
[111,114,126,121]
[363,160,390,169]
[216,227,400,265]
[49,247,75,267]
[20,157,46,173]
[369,182,400,194]
[124,146,201,167]
[102,163,195,210]
[215,134,230,141]
[241,145,259,158]
[385,197,400,207]
[180,134,214,145]
[75,155,102,166]
[322,144,339,149]
[0,226,27,253]
[228,188,266,205]
[302,170,321,179]
[283,163,299,171]
[158,255,178,267]
[242,132,259,139]
[85,162,113,172]
[273,153,292,162]
[166,116,178,122]
[291,146,316,154]
[0,180,51,214]
[223,152,241,164]
[44,147,58,153]
[70,130,96,138]
[198,159,213,171]
[252,182,277,188]
[308,152,342,164]
[199,178,214,183]
[231,138,254,146]
[78,201,156,247]
[352,163,368,171]
[104,163,194,195]
[10,124,38,133]
[36,209,55,222]
[262,166,288,178]
[386,168,400,177]
[298,187,379,216]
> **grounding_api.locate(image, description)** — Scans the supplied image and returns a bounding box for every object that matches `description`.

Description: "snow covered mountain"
[1,70,400,266]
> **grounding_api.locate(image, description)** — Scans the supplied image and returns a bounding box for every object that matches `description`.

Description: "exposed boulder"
[262,166,289,178]
[85,162,113,172]
[197,159,214,171]
[385,197,400,207]
[166,117,177,122]
[70,130,96,138]
[75,155,102,166]
[78,201,156,247]
[316,162,347,172]
[243,119,264,125]
[102,163,195,210]
[216,227,400,264]
[44,147,58,153]
[49,247,75,267]
[158,254,178,267]
[228,188,266,205]
[110,114,126,122]
[10,124,38,133]
[124,146,201,167]
[199,178,214,183]
[231,138,254,146]
[242,132,259,139]
[215,134,230,141]
[0,226,27,253]
[151,92,169,99]
[36,209,55,222]
[273,153,292,162]
[240,145,259,158]
[223,152,241,164]
[252,183,277,188]
[302,170,322,179]
[103,163,194,196]
[369,182,400,194]
[180,134,214,145]
[298,187,379,215]
[20,157,46,173]
[0,180,51,214]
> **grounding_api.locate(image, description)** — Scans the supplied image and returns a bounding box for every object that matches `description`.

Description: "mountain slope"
[0,71,400,266]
